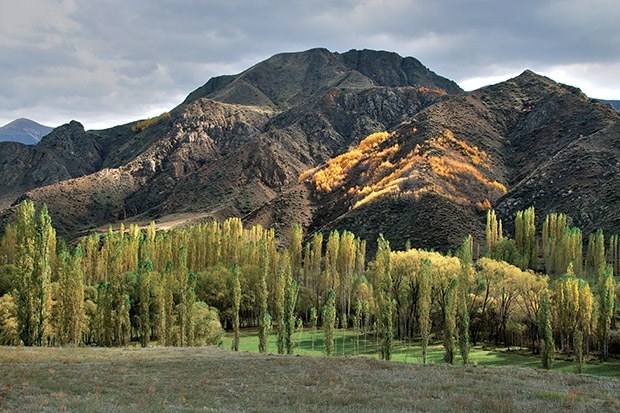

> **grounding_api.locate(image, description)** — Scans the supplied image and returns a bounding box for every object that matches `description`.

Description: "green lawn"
[221,328,620,377]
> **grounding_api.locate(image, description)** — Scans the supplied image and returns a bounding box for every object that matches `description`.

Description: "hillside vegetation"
[0,200,618,376]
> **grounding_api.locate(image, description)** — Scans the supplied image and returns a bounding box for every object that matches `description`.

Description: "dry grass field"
[1,345,619,412]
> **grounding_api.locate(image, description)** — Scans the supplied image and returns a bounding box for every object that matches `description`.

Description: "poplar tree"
[310,233,324,309]
[231,263,241,351]
[374,235,393,360]
[417,258,432,364]
[584,229,605,281]
[515,207,536,270]
[275,252,288,354]
[258,240,270,353]
[538,288,554,369]
[456,236,472,364]
[323,288,336,355]
[283,257,299,354]
[15,200,38,346]
[325,230,340,303]
[607,234,619,276]
[137,259,152,347]
[485,209,502,257]
[95,281,113,346]
[36,204,55,345]
[289,224,303,280]
[157,262,175,346]
[57,248,85,345]
[177,246,196,346]
[443,278,458,364]
[338,230,357,323]
[599,266,615,361]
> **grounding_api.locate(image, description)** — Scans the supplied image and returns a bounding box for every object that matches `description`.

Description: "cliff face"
[1,50,618,252]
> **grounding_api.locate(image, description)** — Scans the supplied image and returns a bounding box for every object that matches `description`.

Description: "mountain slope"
[0,118,53,145]
[248,71,620,252]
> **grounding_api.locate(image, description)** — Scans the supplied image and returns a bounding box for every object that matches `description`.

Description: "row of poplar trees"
[0,201,617,371]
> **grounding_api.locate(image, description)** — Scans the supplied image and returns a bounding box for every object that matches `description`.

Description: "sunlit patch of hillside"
[302,129,507,210]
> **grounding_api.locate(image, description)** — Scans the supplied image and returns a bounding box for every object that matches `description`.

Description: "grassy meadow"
[1,329,619,412]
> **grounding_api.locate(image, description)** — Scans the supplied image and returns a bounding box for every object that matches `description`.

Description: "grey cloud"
[1,0,619,128]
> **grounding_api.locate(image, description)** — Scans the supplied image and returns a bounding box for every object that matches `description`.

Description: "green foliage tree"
[275,252,287,354]
[538,288,554,369]
[374,235,393,361]
[584,228,605,281]
[137,259,152,347]
[258,240,270,353]
[607,234,619,276]
[230,263,241,351]
[15,200,54,346]
[456,236,472,364]
[485,209,503,257]
[443,278,458,364]
[515,207,536,270]
[57,248,85,345]
[599,266,615,361]
[283,273,299,354]
[417,258,432,364]
[323,288,336,356]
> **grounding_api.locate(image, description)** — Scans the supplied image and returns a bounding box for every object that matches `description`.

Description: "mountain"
[0,48,461,239]
[0,118,53,145]
[247,71,620,252]
[0,49,618,254]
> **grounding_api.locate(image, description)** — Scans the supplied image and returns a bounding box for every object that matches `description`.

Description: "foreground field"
[1,346,619,412]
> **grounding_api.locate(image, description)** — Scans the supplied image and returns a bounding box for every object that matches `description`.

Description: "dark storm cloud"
[1,0,619,129]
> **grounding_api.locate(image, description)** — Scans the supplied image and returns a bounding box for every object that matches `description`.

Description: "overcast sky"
[2,0,619,130]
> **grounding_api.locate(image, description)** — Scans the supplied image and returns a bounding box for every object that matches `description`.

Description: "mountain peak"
[183,48,462,107]
[0,118,54,145]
